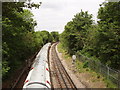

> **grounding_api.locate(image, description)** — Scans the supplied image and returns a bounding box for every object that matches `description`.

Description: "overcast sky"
[31,0,104,33]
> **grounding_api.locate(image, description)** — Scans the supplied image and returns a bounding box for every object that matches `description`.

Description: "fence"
[76,53,120,88]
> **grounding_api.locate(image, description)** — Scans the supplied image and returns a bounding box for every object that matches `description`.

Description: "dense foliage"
[60,10,93,55]
[50,31,59,42]
[2,2,59,79]
[60,2,120,70]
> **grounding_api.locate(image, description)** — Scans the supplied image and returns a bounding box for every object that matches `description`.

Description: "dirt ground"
[56,44,106,88]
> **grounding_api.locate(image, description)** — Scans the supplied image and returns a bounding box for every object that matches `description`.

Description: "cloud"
[40,0,69,11]
[31,0,104,33]
[41,3,61,11]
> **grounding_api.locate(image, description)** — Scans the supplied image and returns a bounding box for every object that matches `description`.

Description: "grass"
[58,42,100,75]
[57,42,117,88]
[104,78,117,88]
[57,42,64,53]
[57,43,71,61]
[75,60,86,73]
[75,59,103,82]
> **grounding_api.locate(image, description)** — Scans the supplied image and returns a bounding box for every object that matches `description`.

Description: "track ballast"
[50,43,77,89]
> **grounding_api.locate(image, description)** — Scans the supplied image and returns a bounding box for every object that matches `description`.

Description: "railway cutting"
[10,42,86,89]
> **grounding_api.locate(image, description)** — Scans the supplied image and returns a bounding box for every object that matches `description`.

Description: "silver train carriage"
[23,43,51,89]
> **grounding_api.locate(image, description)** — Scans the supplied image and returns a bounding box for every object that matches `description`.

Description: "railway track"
[6,42,86,89]
[50,43,77,89]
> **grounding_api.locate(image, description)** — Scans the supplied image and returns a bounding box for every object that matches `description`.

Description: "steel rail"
[51,43,77,89]
[54,42,88,88]
[51,47,63,88]
[54,43,77,89]
[52,50,69,88]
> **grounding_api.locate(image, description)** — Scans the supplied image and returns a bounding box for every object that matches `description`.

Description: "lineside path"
[49,42,86,88]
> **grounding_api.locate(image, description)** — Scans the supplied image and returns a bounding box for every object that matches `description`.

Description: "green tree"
[81,2,120,69]
[2,2,42,79]
[40,30,52,44]
[60,10,93,55]
[96,2,120,69]
[51,31,59,42]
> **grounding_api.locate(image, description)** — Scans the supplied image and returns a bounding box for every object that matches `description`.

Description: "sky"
[30,0,104,33]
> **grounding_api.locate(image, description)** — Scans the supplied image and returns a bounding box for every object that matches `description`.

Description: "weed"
[104,79,117,88]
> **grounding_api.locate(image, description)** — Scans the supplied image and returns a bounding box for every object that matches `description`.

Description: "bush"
[83,61,88,68]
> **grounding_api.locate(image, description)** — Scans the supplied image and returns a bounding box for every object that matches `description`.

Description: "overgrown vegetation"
[50,31,59,42]
[57,43,107,88]
[2,2,59,80]
[60,2,120,70]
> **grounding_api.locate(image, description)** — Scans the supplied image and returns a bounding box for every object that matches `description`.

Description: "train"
[23,43,51,89]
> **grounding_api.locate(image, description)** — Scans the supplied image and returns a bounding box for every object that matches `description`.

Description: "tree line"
[60,2,120,70]
[2,2,59,80]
